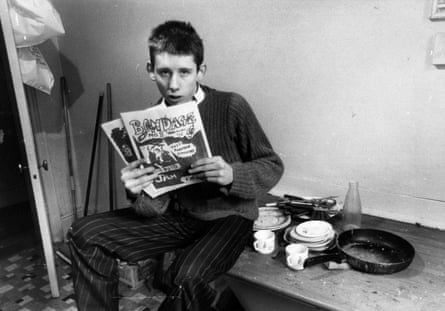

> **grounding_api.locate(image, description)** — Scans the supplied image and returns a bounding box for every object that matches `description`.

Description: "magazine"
[103,102,212,198]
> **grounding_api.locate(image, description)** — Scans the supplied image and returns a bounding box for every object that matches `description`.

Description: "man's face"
[149,52,205,106]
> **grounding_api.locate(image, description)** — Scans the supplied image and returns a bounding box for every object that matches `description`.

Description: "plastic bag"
[18,46,54,94]
[8,0,65,48]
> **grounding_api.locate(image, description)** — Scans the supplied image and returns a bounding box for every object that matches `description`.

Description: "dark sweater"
[133,85,284,221]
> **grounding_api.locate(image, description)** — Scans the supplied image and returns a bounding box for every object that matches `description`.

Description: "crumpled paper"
[8,0,65,94]
[17,46,54,95]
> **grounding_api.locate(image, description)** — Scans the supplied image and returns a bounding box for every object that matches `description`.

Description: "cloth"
[68,208,252,311]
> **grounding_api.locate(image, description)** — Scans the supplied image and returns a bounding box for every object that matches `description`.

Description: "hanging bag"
[8,0,65,48]
[17,46,54,94]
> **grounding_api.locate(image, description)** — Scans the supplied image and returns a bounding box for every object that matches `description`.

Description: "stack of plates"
[253,207,291,231]
[284,220,336,251]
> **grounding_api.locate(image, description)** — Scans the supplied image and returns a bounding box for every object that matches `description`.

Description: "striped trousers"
[67,208,252,311]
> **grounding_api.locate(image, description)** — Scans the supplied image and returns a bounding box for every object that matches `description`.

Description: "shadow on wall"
[30,40,84,134]
[38,40,84,104]
[58,52,84,105]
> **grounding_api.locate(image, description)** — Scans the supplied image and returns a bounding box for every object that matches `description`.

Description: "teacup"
[286,243,309,270]
[253,230,275,254]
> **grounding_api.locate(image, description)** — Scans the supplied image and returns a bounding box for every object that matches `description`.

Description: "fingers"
[189,157,225,173]
[189,156,233,186]
[123,175,157,194]
[121,160,157,177]
[120,159,161,194]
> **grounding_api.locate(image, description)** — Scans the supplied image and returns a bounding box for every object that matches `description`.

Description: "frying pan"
[304,228,415,274]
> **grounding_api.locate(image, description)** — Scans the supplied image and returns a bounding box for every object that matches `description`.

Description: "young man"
[68,20,283,311]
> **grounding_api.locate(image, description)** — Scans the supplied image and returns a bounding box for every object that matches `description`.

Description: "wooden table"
[226,214,445,311]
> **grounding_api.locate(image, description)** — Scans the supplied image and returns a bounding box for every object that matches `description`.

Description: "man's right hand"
[120,159,160,195]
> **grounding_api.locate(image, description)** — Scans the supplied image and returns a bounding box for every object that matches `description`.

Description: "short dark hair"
[148,20,204,68]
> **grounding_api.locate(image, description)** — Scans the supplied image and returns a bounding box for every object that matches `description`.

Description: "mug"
[253,230,275,254]
[286,243,309,270]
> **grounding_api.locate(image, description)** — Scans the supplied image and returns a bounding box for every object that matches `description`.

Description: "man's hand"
[188,156,233,186]
[120,159,160,195]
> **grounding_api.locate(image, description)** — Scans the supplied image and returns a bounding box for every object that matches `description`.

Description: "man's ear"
[197,64,207,81]
[146,62,155,81]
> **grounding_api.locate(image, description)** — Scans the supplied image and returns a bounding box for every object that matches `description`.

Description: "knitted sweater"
[133,85,284,221]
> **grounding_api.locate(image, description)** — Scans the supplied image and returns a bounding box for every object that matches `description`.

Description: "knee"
[67,216,98,248]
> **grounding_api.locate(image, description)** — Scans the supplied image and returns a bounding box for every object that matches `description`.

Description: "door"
[0,0,59,297]
[0,47,38,255]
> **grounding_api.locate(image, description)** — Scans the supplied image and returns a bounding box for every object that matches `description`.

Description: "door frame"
[0,0,59,297]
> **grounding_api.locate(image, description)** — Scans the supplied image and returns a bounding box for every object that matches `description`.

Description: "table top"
[227,214,445,311]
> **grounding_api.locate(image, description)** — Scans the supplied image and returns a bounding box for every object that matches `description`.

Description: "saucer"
[253,207,291,231]
[295,220,333,238]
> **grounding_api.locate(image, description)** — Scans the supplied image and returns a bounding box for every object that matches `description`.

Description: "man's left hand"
[188,156,233,186]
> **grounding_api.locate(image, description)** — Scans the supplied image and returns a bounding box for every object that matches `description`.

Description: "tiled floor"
[0,246,165,311]
[0,203,164,310]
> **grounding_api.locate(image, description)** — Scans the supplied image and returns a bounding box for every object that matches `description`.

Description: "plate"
[290,227,333,243]
[284,226,337,252]
[253,207,292,231]
[286,226,334,245]
[295,220,333,238]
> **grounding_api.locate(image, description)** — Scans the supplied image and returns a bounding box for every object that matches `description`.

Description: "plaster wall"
[37,0,445,237]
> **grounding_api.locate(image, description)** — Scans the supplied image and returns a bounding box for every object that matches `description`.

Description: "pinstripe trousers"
[67,208,252,311]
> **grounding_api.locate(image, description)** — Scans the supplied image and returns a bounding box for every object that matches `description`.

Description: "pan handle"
[304,252,345,268]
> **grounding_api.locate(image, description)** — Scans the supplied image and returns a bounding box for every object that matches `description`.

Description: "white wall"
[46,0,445,235]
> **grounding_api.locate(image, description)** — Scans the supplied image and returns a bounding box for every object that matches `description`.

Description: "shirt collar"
[194,85,205,104]
[160,84,205,106]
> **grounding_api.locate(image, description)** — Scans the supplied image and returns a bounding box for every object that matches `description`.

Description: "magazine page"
[120,102,212,197]
[101,118,139,164]
[102,116,159,197]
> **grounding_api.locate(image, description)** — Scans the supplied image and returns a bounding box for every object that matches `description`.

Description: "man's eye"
[158,71,170,77]
[179,70,191,77]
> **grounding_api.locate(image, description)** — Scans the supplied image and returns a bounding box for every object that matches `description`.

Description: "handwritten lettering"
[156,173,178,183]
[129,112,197,142]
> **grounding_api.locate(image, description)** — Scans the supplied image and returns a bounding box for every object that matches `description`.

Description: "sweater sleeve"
[131,192,171,217]
[226,94,284,199]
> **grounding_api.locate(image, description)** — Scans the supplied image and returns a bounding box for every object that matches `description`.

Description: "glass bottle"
[342,181,362,231]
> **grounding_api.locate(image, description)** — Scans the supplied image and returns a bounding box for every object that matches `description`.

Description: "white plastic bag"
[8,0,65,48]
[18,46,54,94]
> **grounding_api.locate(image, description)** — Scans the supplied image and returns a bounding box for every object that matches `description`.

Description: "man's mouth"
[168,95,182,101]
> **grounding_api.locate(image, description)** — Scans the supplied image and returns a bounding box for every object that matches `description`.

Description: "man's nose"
[168,73,180,91]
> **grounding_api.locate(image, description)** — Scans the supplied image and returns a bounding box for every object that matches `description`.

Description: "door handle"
[18,160,49,173]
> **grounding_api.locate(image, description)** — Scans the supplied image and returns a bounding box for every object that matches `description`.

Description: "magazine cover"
[120,102,212,197]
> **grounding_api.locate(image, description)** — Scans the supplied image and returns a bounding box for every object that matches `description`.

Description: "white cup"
[253,230,275,254]
[286,243,309,270]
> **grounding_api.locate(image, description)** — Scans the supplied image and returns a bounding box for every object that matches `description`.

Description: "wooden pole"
[83,92,104,217]
[60,77,78,220]
[106,83,115,211]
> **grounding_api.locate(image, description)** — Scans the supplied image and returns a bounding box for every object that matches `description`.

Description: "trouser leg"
[158,215,253,311]
[67,208,205,311]
[68,230,119,311]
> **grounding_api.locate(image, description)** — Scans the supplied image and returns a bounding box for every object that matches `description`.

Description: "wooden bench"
[225,214,445,311]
